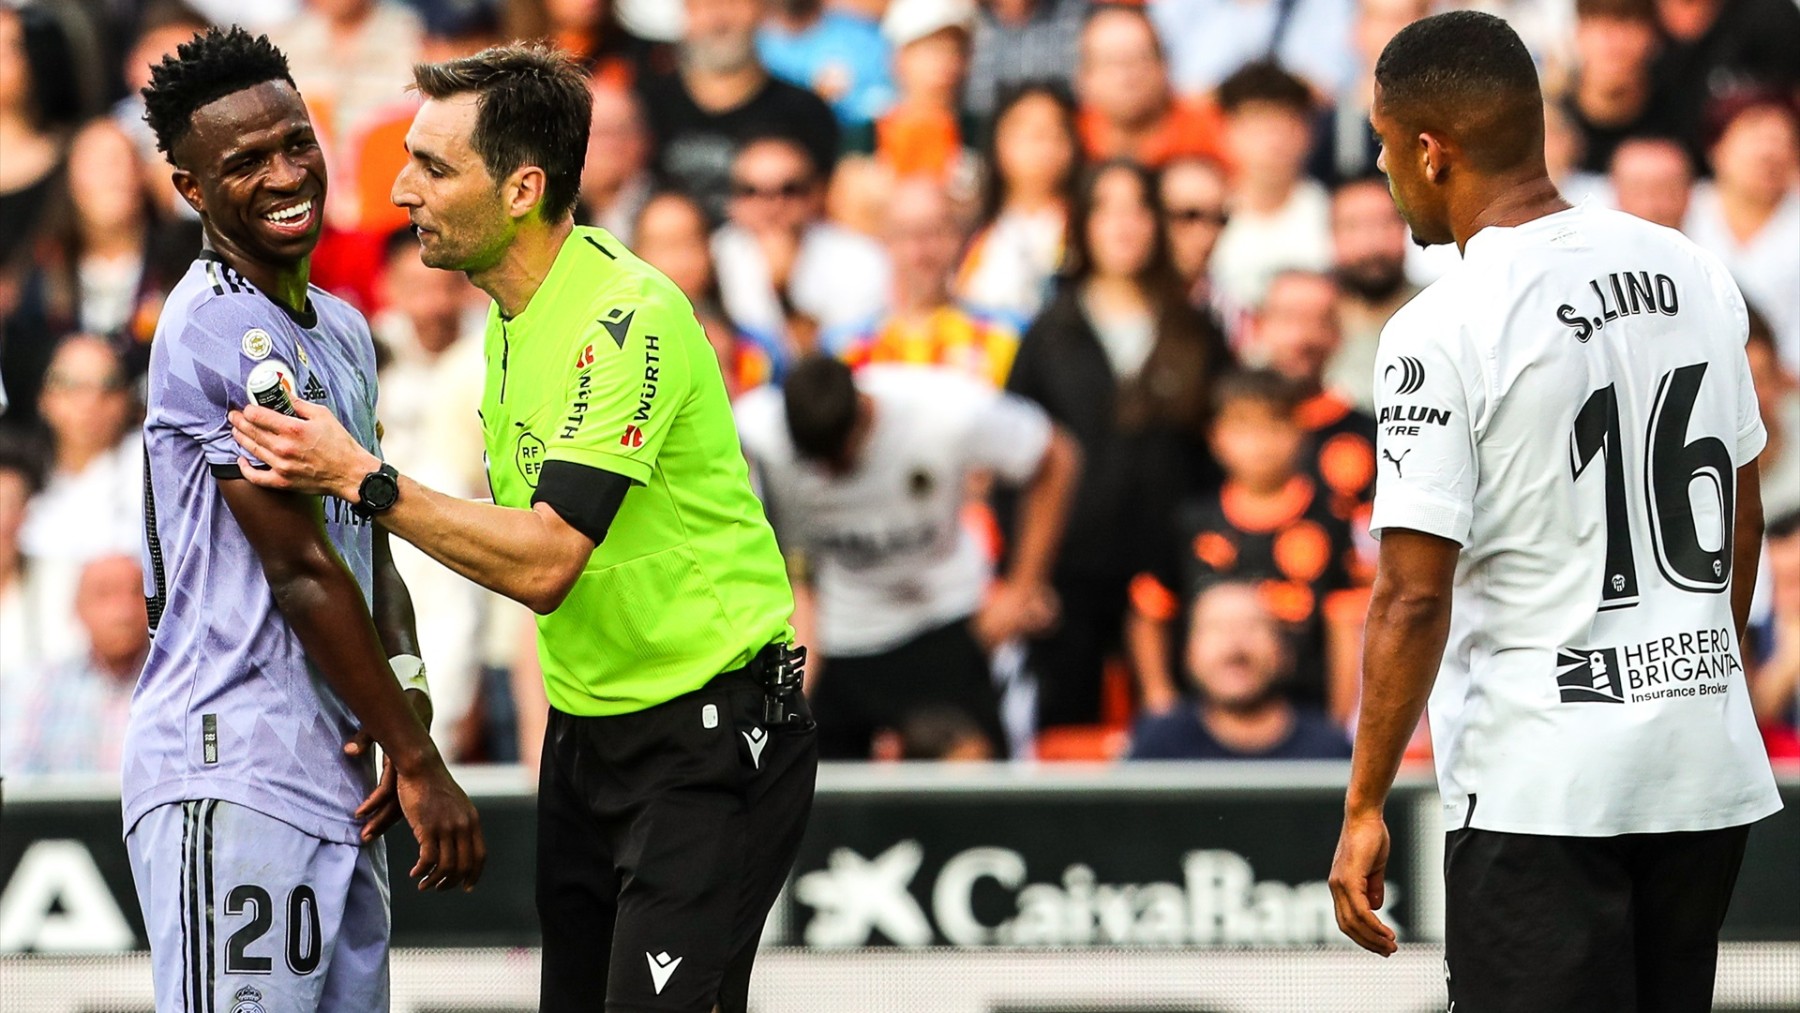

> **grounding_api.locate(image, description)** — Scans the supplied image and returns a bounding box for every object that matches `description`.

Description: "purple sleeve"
[155,301,283,472]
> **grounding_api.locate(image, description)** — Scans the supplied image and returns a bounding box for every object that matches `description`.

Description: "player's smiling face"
[173,80,325,267]
[393,94,516,276]
[1370,85,1454,248]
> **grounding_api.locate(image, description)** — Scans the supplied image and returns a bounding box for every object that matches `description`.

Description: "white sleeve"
[964,388,1054,485]
[1735,347,1768,465]
[1714,262,1769,464]
[1367,313,1484,546]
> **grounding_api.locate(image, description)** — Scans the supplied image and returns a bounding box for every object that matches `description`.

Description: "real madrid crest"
[230,984,266,1013]
[241,328,273,360]
[295,342,310,368]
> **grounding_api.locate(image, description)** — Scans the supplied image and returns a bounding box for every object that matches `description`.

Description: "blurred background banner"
[5,766,1800,957]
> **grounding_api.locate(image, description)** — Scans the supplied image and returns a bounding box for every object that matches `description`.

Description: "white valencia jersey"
[736,365,1052,656]
[1370,202,1781,836]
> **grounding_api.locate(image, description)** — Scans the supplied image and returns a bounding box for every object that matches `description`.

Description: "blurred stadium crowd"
[0,0,1795,774]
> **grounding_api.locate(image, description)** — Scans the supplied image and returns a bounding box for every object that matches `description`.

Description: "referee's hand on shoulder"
[396,756,486,892]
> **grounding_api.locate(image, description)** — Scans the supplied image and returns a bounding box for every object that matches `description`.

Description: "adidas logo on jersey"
[301,373,328,403]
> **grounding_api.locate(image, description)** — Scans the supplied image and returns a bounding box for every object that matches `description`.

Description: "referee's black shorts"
[535,663,818,1013]
[1444,823,1752,1013]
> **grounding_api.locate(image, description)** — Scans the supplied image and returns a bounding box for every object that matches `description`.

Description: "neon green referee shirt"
[479,226,794,716]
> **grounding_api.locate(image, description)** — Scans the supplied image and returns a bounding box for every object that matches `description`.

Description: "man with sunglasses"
[1159,155,1231,309]
[713,132,889,378]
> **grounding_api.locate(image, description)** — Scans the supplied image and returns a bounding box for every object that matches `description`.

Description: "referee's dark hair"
[783,355,860,467]
[413,43,592,224]
[1374,10,1544,173]
[142,27,294,164]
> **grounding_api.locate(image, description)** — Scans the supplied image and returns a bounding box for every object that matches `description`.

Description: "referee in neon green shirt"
[230,44,816,1013]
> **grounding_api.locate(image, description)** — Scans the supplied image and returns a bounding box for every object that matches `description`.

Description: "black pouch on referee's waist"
[748,642,814,733]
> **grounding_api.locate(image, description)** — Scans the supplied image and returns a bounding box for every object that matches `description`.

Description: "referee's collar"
[500,226,617,327]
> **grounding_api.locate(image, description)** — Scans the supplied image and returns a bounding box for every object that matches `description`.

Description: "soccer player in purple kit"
[126,28,484,1013]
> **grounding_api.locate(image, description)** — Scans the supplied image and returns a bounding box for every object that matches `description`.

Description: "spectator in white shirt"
[0,430,80,755]
[712,133,890,377]
[1210,62,1332,324]
[1,554,145,775]
[955,83,1080,327]
[1683,93,1800,372]
[20,335,142,569]
[736,355,1079,759]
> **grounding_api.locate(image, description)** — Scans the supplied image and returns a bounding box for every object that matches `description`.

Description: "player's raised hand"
[351,689,434,842]
[1330,811,1398,956]
[230,398,379,501]
[395,754,486,892]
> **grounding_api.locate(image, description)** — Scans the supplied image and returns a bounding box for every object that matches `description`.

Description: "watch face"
[362,470,399,511]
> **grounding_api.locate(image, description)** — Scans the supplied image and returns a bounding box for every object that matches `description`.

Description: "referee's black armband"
[532,460,634,545]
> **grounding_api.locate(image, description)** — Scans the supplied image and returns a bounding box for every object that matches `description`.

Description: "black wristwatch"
[352,463,400,518]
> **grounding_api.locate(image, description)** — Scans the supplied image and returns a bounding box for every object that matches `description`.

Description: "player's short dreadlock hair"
[142,26,295,164]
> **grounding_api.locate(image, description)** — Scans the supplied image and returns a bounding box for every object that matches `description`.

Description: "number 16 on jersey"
[1571,361,1735,612]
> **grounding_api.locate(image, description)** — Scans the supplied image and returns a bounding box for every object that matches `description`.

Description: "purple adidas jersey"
[125,252,383,846]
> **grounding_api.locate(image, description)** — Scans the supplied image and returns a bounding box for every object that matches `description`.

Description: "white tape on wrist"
[389,654,430,698]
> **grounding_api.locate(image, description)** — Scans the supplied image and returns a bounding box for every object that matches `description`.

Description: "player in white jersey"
[735,357,1078,758]
[1327,13,1781,1012]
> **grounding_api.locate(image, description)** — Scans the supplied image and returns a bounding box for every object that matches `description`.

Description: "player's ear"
[507,165,547,221]
[171,168,205,217]
[1419,132,1446,184]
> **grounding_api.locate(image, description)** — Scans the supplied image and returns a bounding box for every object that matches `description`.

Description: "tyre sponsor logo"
[1384,356,1425,395]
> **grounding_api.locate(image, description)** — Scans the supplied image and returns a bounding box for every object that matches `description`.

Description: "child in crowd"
[1127,369,1365,722]
[854,0,978,185]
